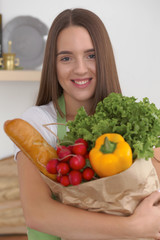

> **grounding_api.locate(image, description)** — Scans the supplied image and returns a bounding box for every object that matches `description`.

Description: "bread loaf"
[4,119,57,180]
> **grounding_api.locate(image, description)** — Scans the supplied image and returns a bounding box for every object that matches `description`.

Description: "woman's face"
[56,26,96,104]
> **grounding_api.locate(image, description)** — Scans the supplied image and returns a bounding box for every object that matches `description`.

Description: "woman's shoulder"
[22,101,57,121]
[21,101,58,148]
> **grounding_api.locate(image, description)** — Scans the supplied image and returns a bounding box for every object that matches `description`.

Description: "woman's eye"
[88,54,95,59]
[61,56,70,61]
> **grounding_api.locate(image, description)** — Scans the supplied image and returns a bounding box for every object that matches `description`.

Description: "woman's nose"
[73,59,88,74]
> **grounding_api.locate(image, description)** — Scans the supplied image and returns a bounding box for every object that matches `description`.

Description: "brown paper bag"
[41,158,159,240]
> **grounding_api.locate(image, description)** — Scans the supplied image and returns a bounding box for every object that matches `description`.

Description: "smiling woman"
[12,8,160,240]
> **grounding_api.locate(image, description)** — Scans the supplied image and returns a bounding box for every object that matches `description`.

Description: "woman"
[16,8,160,240]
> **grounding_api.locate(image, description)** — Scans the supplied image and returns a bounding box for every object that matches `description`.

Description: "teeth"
[74,80,89,85]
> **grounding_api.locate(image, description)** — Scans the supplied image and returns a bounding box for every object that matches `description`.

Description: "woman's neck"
[63,94,93,121]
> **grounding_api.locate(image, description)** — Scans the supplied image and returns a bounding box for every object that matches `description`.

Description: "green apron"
[27,95,66,239]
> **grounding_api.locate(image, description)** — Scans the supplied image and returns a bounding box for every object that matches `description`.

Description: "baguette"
[4,118,58,180]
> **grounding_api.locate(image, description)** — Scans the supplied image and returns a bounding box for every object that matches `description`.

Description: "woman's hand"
[129,190,160,239]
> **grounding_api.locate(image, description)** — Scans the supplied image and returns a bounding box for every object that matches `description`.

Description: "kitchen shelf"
[0,70,41,81]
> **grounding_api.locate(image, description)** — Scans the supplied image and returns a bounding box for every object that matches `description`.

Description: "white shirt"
[14,101,59,159]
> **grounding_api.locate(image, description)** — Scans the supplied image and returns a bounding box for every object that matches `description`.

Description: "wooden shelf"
[0,70,41,81]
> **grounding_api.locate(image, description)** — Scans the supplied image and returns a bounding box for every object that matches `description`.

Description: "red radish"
[58,147,72,162]
[69,155,86,170]
[46,159,58,174]
[72,143,87,156]
[56,145,66,154]
[57,162,70,175]
[56,174,62,183]
[75,138,88,148]
[69,170,82,185]
[82,167,95,181]
[67,145,73,152]
[60,175,70,186]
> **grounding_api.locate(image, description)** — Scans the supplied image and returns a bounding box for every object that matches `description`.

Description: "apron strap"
[57,94,67,140]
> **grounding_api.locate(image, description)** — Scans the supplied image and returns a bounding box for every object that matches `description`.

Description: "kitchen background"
[0,0,160,160]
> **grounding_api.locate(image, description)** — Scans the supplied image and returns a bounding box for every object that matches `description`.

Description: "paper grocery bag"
[41,158,159,240]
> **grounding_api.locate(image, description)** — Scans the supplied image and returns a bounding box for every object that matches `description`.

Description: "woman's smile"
[71,78,92,88]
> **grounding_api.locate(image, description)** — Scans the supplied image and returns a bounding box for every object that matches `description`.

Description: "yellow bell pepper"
[89,133,133,177]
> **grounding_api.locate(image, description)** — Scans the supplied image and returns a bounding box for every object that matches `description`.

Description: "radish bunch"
[46,138,95,186]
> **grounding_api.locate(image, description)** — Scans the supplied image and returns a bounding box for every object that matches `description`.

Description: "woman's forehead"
[56,26,94,52]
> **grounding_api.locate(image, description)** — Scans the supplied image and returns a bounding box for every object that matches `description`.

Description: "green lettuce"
[63,93,160,160]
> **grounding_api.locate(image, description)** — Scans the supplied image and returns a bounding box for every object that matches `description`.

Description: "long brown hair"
[36,8,122,115]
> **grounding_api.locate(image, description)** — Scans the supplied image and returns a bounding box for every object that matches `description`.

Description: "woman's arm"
[17,151,160,240]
